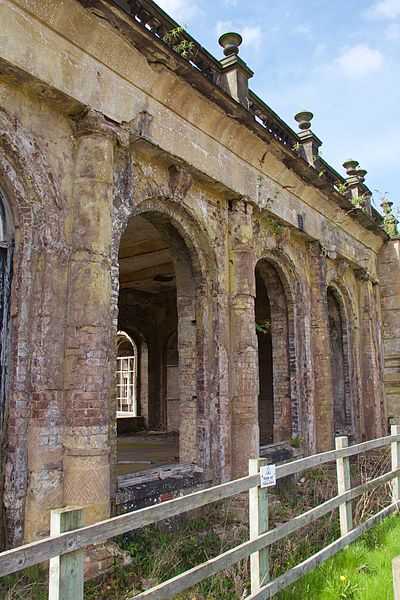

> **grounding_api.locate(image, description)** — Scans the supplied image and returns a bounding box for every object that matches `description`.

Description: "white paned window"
[116,331,137,416]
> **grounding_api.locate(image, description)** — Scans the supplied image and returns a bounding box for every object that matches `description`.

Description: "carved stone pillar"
[308,241,334,451]
[356,269,385,438]
[379,240,400,430]
[229,199,259,478]
[176,293,198,464]
[63,110,116,525]
[23,251,69,543]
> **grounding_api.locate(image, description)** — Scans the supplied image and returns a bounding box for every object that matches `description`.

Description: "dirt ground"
[116,432,179,476]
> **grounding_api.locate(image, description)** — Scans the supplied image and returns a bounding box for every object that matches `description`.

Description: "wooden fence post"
[49,506,84,600]
[249,458,269,594]
[335,436,353,536]
[393,556,400,600]
[391,425,400,504]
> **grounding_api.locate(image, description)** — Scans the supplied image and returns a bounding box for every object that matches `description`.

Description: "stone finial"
[294,110,314,131]
[383,214,399,237]
[218,32,253,107]
[355,168,367,183]
[381,200,399,237]
[342,159,359,176]
[218,32,243,57]
[342,159,371,213]
[381,200,393,215]
[294,110,321,167]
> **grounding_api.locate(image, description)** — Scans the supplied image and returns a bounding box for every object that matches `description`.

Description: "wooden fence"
[1,426,400,599]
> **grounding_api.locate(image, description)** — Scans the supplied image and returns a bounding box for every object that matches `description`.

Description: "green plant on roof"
[163,25,194,58]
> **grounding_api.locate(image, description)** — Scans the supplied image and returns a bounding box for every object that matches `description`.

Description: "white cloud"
[294,24,311,35]
[386,22,400,39]
[215,21,263,51]
[333,44,384,77]
[156,0,199,23]
[215,20,234,37]
[242,25,263,50]
[365,0,400,20]
[224,0,238,5]
[312,43,327,60]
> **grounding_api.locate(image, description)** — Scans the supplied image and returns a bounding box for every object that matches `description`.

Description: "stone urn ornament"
[218,32,243,56]
[294,110,314,130]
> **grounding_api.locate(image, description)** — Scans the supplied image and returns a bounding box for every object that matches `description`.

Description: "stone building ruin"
[0,0,399,549]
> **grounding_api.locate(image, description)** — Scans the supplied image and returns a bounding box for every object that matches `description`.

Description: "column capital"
[73,108,122,142]
[328,257,349,285]
[230,196,254,215]
[168,165,194,200]
[308,240,330,262]
[334,257,349,280]
[355,267,370,281]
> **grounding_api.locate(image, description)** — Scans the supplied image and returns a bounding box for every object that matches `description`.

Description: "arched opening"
[255,259,292,445]
[327,287,347,435]
[0,190,13,547]
[0,190,13,429]
[117,211,202,474]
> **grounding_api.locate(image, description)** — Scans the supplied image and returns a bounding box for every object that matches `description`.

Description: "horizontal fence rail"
[130,467,400,599]
[249,502,400,600]
[0,429,399,599]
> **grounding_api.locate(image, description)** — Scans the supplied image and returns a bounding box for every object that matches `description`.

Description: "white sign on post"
[260,464,276,488]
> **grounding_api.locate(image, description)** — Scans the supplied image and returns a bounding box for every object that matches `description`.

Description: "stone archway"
[255,258,293,444]
[114,199,217,476]
[327,285,354,437]
[0,107,64,547]
[0,189,13,430]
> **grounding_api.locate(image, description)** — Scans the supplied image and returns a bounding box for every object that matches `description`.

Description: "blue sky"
[156,0,400,216]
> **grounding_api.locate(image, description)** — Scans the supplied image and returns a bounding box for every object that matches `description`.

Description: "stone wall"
[0,0,394,549]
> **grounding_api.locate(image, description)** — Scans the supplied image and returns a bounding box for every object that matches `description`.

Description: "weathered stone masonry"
[0,0,398,548]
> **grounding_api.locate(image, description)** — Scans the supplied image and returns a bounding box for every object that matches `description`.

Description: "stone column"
[63,110,116,525]
[356,269,385,439]
[23,249,69,542]
[307,242,334,452]
[176,293,198,464]
[171,237,199,465]
[379,240,400,430]
[229,199,259,478]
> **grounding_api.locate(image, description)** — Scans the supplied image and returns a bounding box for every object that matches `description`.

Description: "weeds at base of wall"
[0,450,394,599]
[0,565,46,600]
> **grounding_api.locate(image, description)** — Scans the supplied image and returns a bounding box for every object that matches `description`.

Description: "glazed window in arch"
[0,191,13,427]
[116,331,138,417]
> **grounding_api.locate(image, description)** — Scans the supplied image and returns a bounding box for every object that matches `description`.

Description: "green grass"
[276,513,400,600]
